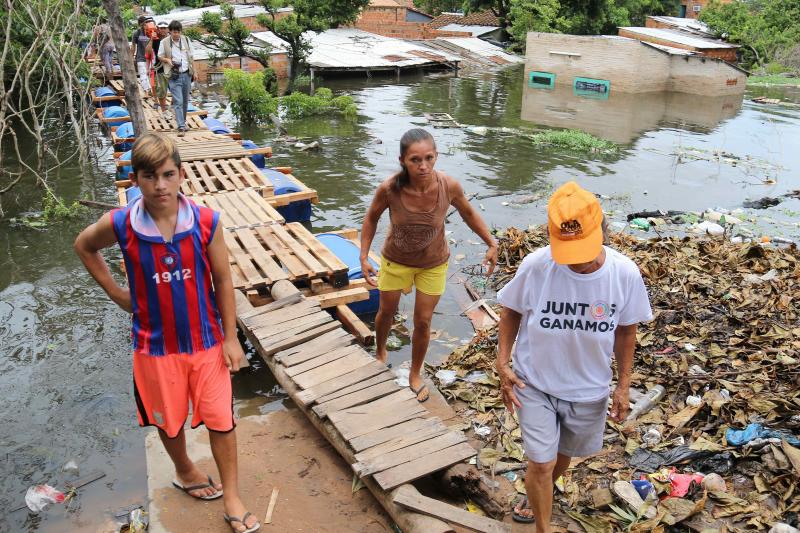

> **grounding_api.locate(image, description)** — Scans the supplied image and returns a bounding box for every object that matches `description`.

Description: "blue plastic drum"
[242,140,265,168]
[118,149,132,179]
[114,122,135,151]
[202,117,231,134]
[259,168,312,224]
[316,233,379,315]
[125,186,142,203]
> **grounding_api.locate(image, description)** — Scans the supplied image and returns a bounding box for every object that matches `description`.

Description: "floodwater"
[1,63,799,531]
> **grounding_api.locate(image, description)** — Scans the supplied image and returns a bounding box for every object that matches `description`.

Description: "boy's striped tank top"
[111,194,223,356]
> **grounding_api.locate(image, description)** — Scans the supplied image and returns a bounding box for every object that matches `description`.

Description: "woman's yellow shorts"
[377,256,448,296]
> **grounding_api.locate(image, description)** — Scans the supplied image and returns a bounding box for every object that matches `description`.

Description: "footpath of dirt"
[146,409,391,533]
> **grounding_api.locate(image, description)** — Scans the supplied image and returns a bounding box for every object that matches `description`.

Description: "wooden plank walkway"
[236,293,509,532]
[239,297,476,491]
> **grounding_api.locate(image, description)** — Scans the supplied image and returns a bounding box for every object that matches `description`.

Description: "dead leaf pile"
[434,227,800,531]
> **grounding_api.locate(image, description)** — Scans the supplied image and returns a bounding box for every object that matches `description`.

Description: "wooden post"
[103,0,148,136]
[309,68,315,94]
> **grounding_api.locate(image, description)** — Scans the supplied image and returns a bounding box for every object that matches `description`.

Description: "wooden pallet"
[226,223,349,290]
[143,109,208,131]
[181,158,274,197]
[237,297,477,493]
[261,170,320,208]
[167,132,248,161]
[189,189,284,230]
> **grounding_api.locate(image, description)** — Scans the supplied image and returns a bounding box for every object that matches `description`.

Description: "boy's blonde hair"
[131,132,181,175]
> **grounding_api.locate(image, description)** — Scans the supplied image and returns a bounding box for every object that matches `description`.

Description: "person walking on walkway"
[74,133,261,533]
[158,20,195,137]
[130,16,152,95]
[148,21,171,118]
[495,181,653,532]
[360,128,497,402]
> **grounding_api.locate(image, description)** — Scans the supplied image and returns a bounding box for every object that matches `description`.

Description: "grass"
[747,74,800,86]
[527,129,618,153]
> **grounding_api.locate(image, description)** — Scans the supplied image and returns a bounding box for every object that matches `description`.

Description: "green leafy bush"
[280,89,357,120]
[527,129,618,153]
[151,0,177,15]
[222,69,278,124]
[43,196,86,222]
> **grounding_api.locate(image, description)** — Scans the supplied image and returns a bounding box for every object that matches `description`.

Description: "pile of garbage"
[435,226,800,531]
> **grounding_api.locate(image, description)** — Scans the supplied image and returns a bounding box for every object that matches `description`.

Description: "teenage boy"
[158,20,195,137]
[74,133,261,533]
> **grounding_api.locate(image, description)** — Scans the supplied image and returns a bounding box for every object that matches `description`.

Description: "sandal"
[411,383,429,403]
[512,496,535,523]
[223,511,261,533]
[172,474,223,501]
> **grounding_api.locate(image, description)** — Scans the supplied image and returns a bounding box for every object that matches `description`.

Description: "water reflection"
[520,84,744,144]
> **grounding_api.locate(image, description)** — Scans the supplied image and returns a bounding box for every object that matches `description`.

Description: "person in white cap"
[495,181,653,531]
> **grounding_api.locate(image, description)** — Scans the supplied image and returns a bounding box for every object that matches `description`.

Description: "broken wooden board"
[313,379,402,418]
[335,304,374,346]
[275,330,355,366]
[226,223,349,291]
[329,391,425,441]
[313,370,396,406]
[292,350,375,390]
[189,189,284,230]
[353,431,468,476]
[393,485,510,533]
[348,417,445,453]
[308,287,369,309]
[257,321,341,357]
[284,344,363,378]
[353,422,450,463]
[373,442,476,490]
[294,360,389,406]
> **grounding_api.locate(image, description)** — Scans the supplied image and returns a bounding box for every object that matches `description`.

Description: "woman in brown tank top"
[360,129,497,402]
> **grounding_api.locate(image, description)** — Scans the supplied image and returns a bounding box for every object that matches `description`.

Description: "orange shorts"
[132,343,234,438]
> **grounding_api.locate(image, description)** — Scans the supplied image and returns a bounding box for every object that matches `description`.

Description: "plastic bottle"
[626,385,665,421]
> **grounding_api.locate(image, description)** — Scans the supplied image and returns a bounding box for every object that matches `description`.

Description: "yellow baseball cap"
[547,181,604,265]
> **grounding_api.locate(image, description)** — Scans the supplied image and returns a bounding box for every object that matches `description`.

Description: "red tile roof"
[429,10,499,28]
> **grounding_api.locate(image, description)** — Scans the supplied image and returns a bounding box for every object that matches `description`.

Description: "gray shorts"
[515,377,608,463]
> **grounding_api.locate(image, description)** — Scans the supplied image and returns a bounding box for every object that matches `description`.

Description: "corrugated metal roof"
[647,16,714,36]
[151,5,292,27]
[438,24,499,37]
[619,26,738,49]
[306,28,459,69]
[437,37,522,63]
[249,31,291,53]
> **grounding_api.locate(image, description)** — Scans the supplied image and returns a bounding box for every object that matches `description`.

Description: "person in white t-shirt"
[495,181,652,531]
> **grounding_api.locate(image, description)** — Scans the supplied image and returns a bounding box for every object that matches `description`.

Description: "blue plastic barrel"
[94,86,120,108]
[202,117,231,134]
[259,168,312,224]
[316,233,379,314]
[103,105,129,119]
[114,122,135,151]
[125,186,142,203]
[242,139,265,168]
[118,149,132,179]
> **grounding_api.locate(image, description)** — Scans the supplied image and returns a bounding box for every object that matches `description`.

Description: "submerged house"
[524,32,745,97]
[428,11,505,43]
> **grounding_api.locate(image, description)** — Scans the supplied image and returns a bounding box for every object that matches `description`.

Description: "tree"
[186,2,276,78]
[505,0,679,49]
[412,0,461,16]
[254,0,370,93]
[700,0,800,69]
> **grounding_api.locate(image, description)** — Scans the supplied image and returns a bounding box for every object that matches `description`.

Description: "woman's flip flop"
[223,511,261,533]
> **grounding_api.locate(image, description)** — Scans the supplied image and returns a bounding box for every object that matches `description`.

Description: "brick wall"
[680,0,732,19]
[194,52,290,82]
[524,32,744,96]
